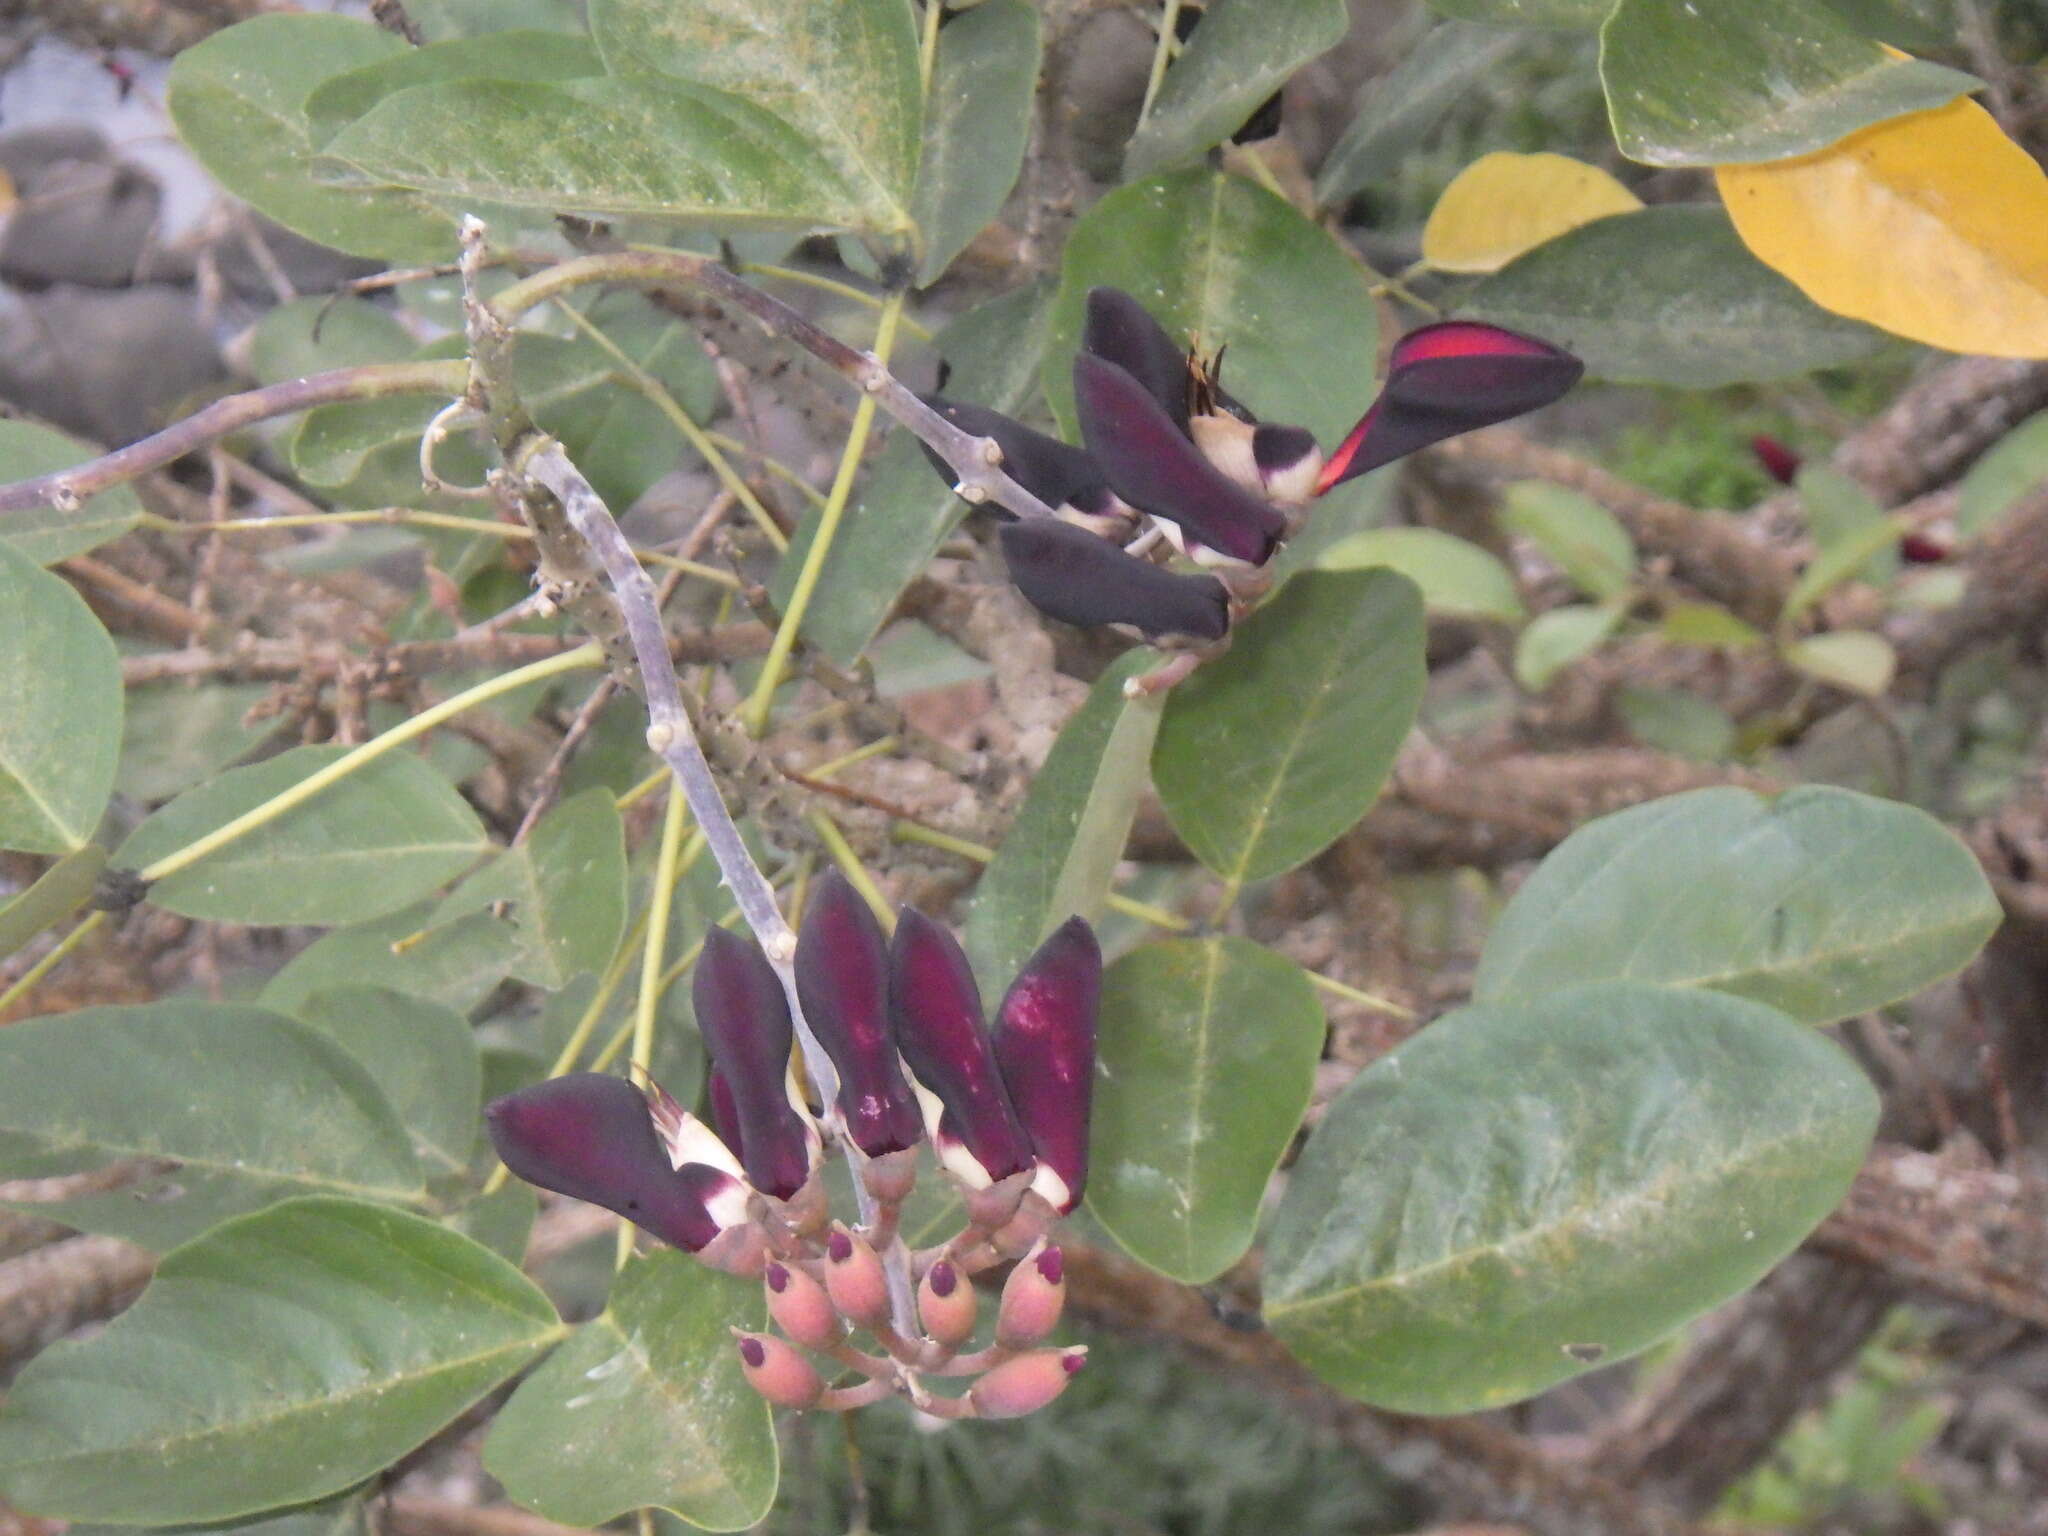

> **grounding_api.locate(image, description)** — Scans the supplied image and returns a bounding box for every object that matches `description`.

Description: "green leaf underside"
[1474,784,2001,1024]
[911,0,1039,285]
[117,683,280,806]
[1426,0,1615,26]
[303,29,602,143]
[0,421,143,563]
[1958,411,2048,537]
[966,651,1164,993]
[1266,982,1878,1413]
[0,1002,423,1252]
[1599,0,1979,167]
[1499,481,1636,600]
[1153,569,1426,886]
[294,988,482,1176]
[116,745,491,927]
[0,541,122,855]
[0,1199,561,1523]
[1087,938,1324,1283]
[485,1253,776,1529]
[1317,526,1524,621]
[1124,0,1348,179]
[0,845,106,961]
[259,901,524,1020]
[1514,601,1623,690]
[1046,170,1378,450]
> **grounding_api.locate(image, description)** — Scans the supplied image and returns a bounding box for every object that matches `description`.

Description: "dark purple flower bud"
[485,1073,740,1252]
[917,396,1121,522]
[706,1069,745,1167]
[1315,321,1584,492]
[1083,286,1194,433]
[888,908,1033,1187]
[795,871,925,1158]
[1750,433,1802,486]
[1074,352,1285,565]
[694,928,815,1200]
[998,521,1229,642]
[992,918,1101,1213]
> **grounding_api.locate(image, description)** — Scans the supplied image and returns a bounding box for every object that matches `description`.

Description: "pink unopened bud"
[735,1331,823,1410]
[970,1348,1086,1419]
[995,1244,1066,1348]
[765,1261,841,1351]
[917,1259,978,1348]
[823,1226,890,1328]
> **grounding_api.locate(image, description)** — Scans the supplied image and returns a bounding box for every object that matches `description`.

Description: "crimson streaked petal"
[888,907,1032,1184]
[992,917,1101,1213]
[917,396,1112,516]
[1074,353,1284,564]
[1315,321,1583,492]
[1751,433,1802,486]
[795,871,925,1157]
[1082,286,1192,432]
[694,927,813,1200]
[999,521,1229,641]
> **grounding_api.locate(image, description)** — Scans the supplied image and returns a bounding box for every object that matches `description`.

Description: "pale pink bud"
[970,1348,1086,1419]
[764,1261,840,1351]
[735,1331,823,1410]
[995,1244,1065,1348]
[823,1225,890,1328]
[917,1259,978,1348]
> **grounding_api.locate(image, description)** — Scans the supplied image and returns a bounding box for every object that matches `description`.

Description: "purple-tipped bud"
[1074,352,1285,565]
[485,1074,735,1252]
[992,918,1101,1214]
[823,1225,891,1327]
[970,1348,1086,1419]
[735,1331,823,1410]
[1751,433,1802,486]
[888,909,1033,1188]
[765,1260,841,1350]
[694,928,814,1200]
[917,1258,978,1347]
[917,397,1114,519]
[1082,286,1195,433]
[998,521,1230,642]
[995,1243,1067,1348]
[795,872,925,1158]
[1315,321,1582,492]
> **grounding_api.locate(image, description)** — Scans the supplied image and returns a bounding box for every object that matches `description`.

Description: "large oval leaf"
[117,745,491,926]
[302,29,602,142]
[485,1253,776,1530]
[0,541,121,855]
[1459,204,1884,387]
[1421,151,1640,274]
[966,650,1163,990]
[0,1198,563,1523]
[1316,526,1524,622]
[0,1001,423,1250]
[910,0,1039,285]
[1045,169,1377,449]
[1600,0,1976,166]
[1265,982,1879,1413]
[294,988,482,1178]
[1474,785,2000,1023]
[0,422,143,564]
[1153,568,1425,888]
[259,901,524,1019]
[1426,0,1613,24]
[1087,938,1323,1283]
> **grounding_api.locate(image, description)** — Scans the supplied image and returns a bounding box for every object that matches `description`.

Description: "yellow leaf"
[1420,151,1642,275]
[1716,94,2048,358]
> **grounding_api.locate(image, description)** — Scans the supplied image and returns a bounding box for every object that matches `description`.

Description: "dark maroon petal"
[1750,434,1802,486]
[1082,287,1192,433]
[694,928,812,1199]
[1252,424,1318,479]
[1074,353,1285,564]
[1315,321,1583,492]
[485,1073,721,1250]
[992,918,1101,1212]
[1899,531,1949,563]
[795,872,925,1157]
[706,1069,746,1166]
[888,907,1032,1183]
[999,521,1229,642]
[916,396,1112,515]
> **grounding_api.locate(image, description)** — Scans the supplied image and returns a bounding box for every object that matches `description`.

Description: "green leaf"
[0,1198,562,1523]
[1426,0,1615,25]
[1153,569,1425,887]
[0,541,121,855]
[1459,205,1884,388]
[1087,938,1323,1283]
[911,0,1038,284]
[304,30,601,143]
[1124,0,1347,179]
[117,745,491,926]
[408,0,586,39]
[588,0,923,241]
[1316,526,1524,621]
[0,1002,423,1251]
[248,299,415,386]
[117,683,278,805]
[485,1253,776,1529]
[1499,480,1636,599]
[1265,982,1878,1413]
[778,281,1054,662]
[1784,629,1896,696]
[324,76,886,234]
[1514,602,1622,689]
[1599,0,1978,167]
[1661,600,1765,650]
[1046,169,1378,449]
[0,422,143,563]
[453,1181,539,1265]
[166,15,456,262]
[965,651,1164,991]
[0,844,105,961]
[1783,513,1905,626]
[260,901,524,1019]
[433,789,625,990]
[294,988,482,1176]
[1316,21,1528,205]
[1957,411,2048,537]
[1616,685,1736,762]
[1815,0,1955,51]
[1796,463,1897,590]
[1474,784,2000,1023]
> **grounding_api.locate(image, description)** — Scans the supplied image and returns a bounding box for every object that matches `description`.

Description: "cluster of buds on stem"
[921,287,1582,650]
[484,872,1099,1420]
